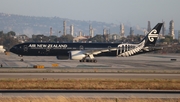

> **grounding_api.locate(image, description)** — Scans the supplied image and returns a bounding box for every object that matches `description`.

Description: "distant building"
[178,30,180,43]
[89,24,92,36]
[73,33,88,43]
[112,34,117,40]
[103,28,109,42]
[63,21,66,35]
[147,21,151,32]
[103,28,107,35]
[162,21,166,36]
[108,33,120,41]
[79,31,82,37]
[143,29,148,36]
[70,25,74,36]
[169,20,175,39]
[89,24,94,38]
[50,27,52,36]
[18,34,29,43]
[32,34,44,42]
[129,27,134,36]
[158,34,165,40]
[120,23,125,38]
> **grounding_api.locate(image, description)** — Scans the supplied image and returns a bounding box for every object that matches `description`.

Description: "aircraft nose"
[10,47,16,53]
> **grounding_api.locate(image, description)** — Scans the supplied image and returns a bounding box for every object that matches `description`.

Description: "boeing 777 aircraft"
[10,23,163,62]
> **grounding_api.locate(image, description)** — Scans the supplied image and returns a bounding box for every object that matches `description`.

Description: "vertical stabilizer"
[141,23,163,46]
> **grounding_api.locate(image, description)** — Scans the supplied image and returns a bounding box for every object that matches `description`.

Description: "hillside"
[0,13,144,37]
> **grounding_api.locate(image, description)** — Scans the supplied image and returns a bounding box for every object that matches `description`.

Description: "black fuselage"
[10,42,122,57]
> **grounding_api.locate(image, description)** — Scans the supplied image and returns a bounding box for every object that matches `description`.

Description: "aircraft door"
[46,47,50,52]
[79,45,84,50]
[108,46,111,51]
[45,45,51,55]
[23,45,28,52]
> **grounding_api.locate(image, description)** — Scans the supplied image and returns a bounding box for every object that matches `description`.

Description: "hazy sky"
[0,0,179,29]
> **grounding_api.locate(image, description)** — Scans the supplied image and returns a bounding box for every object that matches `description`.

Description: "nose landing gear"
[18,55,24,61]
[79,59,97,63]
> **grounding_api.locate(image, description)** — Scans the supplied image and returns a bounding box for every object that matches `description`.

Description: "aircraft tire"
[94,59,97,63]
[79,59,97,63]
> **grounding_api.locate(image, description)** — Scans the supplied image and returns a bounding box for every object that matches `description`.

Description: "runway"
[0,90,180,98]
[0,73,180,79]
[0,53,180,74]
[0,53,180,69]
[0,53,180,99]
[0,53,180,79]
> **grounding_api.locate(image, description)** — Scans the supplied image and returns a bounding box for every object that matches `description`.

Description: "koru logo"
[148,29,158,42]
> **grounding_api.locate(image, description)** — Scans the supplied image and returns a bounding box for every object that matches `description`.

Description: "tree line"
[0,31,179,53]
[0,31,19,50]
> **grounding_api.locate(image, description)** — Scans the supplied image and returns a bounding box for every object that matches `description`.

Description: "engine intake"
[69,50,85,60]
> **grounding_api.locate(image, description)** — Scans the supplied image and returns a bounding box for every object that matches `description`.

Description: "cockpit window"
[13,46,16,48]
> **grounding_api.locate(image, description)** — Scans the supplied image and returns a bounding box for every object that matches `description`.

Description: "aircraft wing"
[82,46,163,59]
[143,46,163,51]
[82,47,118,58]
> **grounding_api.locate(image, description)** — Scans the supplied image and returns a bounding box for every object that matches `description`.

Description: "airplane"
[10,23,163,62]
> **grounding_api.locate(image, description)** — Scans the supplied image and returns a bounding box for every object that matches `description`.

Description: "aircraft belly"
[94,51,116,57]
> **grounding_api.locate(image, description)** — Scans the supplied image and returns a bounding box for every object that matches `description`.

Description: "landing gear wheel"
[93,59,97,63]
[79,59,97,63]
[19,55,24,61]
[90,59,94,62]
[79,60,85,62]
[86,59,89,62]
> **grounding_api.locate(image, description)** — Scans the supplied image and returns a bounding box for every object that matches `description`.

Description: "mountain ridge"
[0,13,147,37]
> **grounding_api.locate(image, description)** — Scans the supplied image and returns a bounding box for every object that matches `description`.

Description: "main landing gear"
[79,54,97,63]
[79,59,97,63]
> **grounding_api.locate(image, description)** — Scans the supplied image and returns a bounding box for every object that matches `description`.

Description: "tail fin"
[141,23,163,47]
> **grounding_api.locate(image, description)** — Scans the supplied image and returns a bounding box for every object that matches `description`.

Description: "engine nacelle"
[69,50,85,60]
[56,55,69,60]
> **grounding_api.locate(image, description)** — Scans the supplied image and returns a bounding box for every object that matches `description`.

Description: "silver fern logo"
[148,29,158,42]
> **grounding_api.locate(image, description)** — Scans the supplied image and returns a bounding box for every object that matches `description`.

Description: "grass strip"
[0,79,180,90]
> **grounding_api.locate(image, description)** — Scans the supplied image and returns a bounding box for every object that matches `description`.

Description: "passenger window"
[79,45,84,50]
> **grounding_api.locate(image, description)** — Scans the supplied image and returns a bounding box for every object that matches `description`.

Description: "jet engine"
[69,50,86,60]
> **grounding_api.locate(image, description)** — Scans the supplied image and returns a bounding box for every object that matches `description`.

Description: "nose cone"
[10,47,17,54]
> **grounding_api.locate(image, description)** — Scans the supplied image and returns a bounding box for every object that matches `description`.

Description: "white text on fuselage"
[28,44,68,49]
